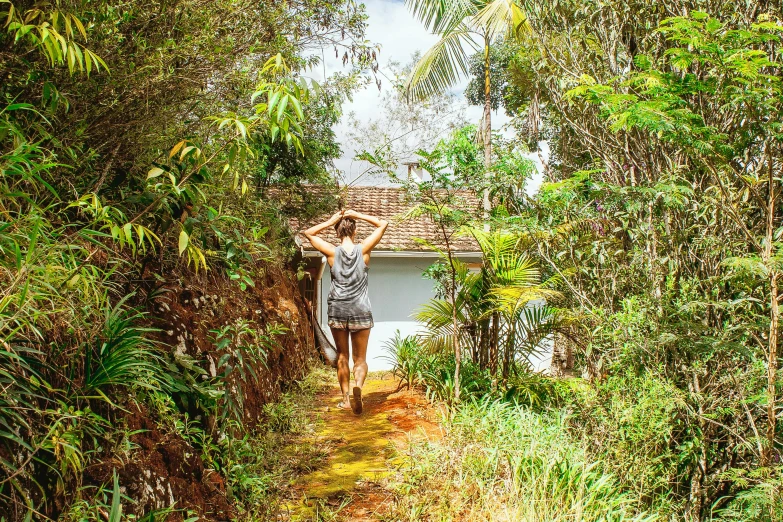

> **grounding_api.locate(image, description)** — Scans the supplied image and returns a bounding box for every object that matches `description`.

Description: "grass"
[385,398,657,522]
[217,364,334,520]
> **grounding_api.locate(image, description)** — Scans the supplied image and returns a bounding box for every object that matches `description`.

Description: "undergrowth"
[382,334,782,521]
[200,365,333,520]
[386,399,656,522]
[383,334,657,521]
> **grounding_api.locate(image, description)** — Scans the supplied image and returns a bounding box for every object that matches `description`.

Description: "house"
[295,186,482,369]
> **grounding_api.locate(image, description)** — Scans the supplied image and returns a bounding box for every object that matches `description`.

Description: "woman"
[303,209,388,414]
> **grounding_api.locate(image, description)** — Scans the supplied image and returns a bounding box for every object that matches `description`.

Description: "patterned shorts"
[328,313,374,332]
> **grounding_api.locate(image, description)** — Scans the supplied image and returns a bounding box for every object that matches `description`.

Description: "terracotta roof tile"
[294,186,482,252]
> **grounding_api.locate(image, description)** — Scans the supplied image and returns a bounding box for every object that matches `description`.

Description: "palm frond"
[516,305,561,364]
[405,25,477,101]
[414,298,470,352]
[492,286,562,314]
[471,0,529,38]
[406,0,477,33]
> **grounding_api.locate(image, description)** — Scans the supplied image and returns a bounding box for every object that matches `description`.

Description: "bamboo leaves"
[67,194,160,255]
[140,53,314,271]
[1,1,108,75]
[250,54,313,155]
[178,230,189,255]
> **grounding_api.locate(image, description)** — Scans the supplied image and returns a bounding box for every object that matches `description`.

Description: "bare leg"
[330,327,351,408]
[350,328,370,389]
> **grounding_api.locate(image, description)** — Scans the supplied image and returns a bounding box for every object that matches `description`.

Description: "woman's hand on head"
[343,209,359,219]
[329,210,345,224]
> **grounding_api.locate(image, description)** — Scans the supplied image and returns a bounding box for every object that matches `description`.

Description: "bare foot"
[337,397,352,410]
[352,386,363,415]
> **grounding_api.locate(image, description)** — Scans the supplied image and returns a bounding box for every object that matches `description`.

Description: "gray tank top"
[327,243,372,318]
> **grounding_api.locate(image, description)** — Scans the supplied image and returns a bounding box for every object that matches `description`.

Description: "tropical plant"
[211,320,285,427]
[364,123,539,402]
[400,148,479,403]
[1,0,108,74]
[0,0,372,516]
[83,298,164,396]
[502,3,783,517]
[383,331,432,391]
[416,228,565,388]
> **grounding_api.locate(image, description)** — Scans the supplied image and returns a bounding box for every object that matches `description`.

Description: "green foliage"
[361,121,550,402]
[414,227,566,386]
[385,331,567,409]
[211,367,329,518]
[464,39,520,112]
[211,320,284,426]
[500,3,783,518]
[389,397,655,521]
[83,299,164,395]
[0,0,371,516]
[383,331,428,391]
[572,372,686,512]
[716,468,783,521]
[262,393,303,433]
[404,0,527,101]
[1,0,108,75]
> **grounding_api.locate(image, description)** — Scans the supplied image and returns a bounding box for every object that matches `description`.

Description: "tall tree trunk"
[450,255,461,405]
[482,35,492,232]
[763,155,779,467]
[503,320,516,384]
[469,323,479,364]
[767,271,778,466]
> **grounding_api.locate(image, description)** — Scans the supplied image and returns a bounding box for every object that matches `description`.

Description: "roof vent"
[402,160,425,181]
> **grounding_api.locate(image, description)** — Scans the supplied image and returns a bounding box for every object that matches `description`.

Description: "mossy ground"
[283,369,440,521]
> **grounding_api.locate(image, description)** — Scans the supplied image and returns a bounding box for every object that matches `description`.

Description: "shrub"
[83,298,165,394]
[383,331,429,391]
[385,331,568,409]
[571,373,685,513]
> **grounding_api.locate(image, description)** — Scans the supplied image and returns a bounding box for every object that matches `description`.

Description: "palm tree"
[471,229,561,376]
[404,0,527,224]
[415,229,563,389]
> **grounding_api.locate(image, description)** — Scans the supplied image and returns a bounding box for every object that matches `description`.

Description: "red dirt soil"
[86,262,316,520]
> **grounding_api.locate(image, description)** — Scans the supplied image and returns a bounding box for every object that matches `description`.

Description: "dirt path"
[286,372,441,521]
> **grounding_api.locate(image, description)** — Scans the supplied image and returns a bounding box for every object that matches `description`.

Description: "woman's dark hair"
[334,217,356,239]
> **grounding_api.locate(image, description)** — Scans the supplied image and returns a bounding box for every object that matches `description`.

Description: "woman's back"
[328,243,371,316]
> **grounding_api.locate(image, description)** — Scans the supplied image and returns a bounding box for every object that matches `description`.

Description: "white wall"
[318,256,440,370]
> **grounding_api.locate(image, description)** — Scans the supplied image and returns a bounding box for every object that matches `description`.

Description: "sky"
[320,0,545,193]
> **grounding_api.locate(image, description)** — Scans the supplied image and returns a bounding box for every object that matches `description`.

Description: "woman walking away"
[303,210,388,414]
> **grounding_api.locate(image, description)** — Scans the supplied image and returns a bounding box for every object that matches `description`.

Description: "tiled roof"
[294,186,482,252]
